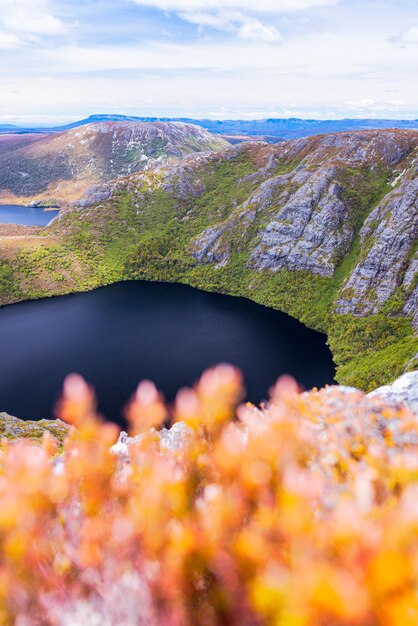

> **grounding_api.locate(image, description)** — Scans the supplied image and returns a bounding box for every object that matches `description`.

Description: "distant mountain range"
[1,114,418,141]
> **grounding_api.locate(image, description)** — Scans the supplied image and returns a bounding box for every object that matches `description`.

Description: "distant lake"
[0,204,59,226]
[0,281,336,423]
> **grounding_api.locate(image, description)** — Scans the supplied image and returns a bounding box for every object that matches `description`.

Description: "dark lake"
[0,281,336,423]
[0,205,59,226]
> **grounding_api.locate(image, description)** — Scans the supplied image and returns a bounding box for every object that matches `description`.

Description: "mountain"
[0,121,229,205]
[191,117,418,139]
[0,124,21,132]
[2,113,418,140]
[0,129,417,391]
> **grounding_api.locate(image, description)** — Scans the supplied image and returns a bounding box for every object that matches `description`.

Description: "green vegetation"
[0,154,72,196]
[0,412,69,447]
[0,152,416,393]
[0,259,16,297]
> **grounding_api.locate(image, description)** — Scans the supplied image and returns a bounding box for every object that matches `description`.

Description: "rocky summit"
[0,128,417,391]
[0,121,229,206]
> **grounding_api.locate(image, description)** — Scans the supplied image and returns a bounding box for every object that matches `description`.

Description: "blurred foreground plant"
[0,366,417,625]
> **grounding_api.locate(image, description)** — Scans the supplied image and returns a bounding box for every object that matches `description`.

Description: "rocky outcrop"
[110,422,193,460]
[337,169,418,315]
[248,167,351,276]
[108,371,418,466]
[0,412,69,445]
[161,163,207,201]
[65,129,418,337]
[404,274,418,329]
[185,132,417,283]
[367,371,418,415]
[191,223,232,265]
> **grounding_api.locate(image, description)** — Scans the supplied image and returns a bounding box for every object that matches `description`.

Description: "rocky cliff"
[0,129,417,390]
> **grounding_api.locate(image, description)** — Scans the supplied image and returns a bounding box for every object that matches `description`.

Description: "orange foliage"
[0,366,417,625]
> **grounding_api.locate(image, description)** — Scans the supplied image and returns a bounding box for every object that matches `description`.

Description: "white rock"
[110,431,132,458]
[110,423,193,459]
[368,371,418,415]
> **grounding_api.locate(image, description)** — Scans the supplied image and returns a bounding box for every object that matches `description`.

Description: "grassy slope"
[1,149,417,392]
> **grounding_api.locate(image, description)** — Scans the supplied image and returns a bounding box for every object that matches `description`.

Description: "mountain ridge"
[2,113,418,140]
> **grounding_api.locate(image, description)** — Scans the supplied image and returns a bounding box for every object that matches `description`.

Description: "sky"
[0,0,417,124]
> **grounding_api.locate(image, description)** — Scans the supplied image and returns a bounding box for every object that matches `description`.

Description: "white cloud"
[238,19,280,43]
[179,10,281,42]
[133,0,336,41]
[0,0,66,47]
[0,32,23,49]
[394,26,418,45]
[0,0,417,122]
[133,0,338,11]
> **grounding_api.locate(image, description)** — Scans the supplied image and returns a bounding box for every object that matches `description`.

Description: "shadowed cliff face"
[0,121,229,205]
[0,129,417,389]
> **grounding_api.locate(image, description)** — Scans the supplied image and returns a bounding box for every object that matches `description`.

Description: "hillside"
[0,129,417,390]
[0,121,229,206]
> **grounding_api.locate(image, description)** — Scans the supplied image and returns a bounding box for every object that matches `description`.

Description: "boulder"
[367,370,418,415]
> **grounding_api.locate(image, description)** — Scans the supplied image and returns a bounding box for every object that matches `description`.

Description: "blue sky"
[0,0,417,124]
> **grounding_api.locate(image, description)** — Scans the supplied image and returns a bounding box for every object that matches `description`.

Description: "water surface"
[0,204,59,226]
[0,281,335,423]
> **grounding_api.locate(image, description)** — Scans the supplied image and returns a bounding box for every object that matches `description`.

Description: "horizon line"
[2,112,418,129]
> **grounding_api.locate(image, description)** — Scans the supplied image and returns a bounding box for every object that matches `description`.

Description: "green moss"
[0,413,69,447]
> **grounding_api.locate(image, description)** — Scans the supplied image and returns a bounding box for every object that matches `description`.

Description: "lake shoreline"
[0,204,60,226]
[0,280,336,422]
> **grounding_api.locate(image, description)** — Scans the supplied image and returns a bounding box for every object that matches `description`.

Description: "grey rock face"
[248,167,352,276]
[304,130,416,167]
[191,224,232,264]
[191,131,418,282]
[190,174,292,265]
[191,164,354,274]
[161,165,206,200]
[336,175,418,315]
[402,257,418,327]
[404,275,418,328]
[75,185,114,208]
[368,371,418,415]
